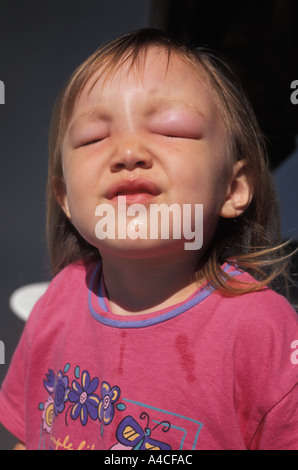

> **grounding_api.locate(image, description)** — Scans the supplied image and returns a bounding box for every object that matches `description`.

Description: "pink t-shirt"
[0,258,297,450]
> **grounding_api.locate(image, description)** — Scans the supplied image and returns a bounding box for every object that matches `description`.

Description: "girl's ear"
[52,175,72,220]
[219,159,253,218]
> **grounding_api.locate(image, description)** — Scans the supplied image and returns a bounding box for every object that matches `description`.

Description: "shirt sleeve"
[0,324,29,443]
[0,261,89,446]
[251,383,298,450]
[0,293,43,444]
[229,284,298,450]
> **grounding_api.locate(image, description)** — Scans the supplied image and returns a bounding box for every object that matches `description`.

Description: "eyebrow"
[144,95,205,117]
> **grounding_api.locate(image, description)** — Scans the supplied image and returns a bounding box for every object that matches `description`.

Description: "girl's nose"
[110,136,153,172]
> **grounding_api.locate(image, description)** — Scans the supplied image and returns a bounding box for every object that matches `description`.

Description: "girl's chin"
[95,238,188,260]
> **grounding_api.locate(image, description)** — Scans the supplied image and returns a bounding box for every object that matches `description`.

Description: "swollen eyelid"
[153,124,202,139]
[75,132,109,148]
[71,120,110,148]
[149,114,203,139]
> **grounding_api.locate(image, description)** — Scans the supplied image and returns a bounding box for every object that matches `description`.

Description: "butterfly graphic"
[111,412,172,450]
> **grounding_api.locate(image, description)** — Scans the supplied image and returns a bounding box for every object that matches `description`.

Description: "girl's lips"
[106,178,161,202]
[113,191,157,204]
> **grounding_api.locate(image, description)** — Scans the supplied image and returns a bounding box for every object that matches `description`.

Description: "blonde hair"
[47,28,291,295]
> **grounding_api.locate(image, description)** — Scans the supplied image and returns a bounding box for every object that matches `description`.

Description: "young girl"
[0,28,297,450]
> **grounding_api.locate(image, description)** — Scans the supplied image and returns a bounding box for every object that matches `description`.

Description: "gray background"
[0,0,297,450]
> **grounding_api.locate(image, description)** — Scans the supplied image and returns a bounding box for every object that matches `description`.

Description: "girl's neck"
[100,251,201,316]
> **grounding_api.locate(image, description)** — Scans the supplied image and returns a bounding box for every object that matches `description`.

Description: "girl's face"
[59,48,231,259]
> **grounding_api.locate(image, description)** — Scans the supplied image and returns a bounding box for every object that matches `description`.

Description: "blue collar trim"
[88,262,241,329]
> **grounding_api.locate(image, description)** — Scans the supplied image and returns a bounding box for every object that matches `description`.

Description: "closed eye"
[164,134,187,139]
[81,138,105,147]
[150,124,203,141]
[157,132,202,140]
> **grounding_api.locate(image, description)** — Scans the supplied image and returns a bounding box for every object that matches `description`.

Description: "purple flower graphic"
[68,370,100,426]
[98,381,120,426]
[54,371,70,415]
[43,369,55,394]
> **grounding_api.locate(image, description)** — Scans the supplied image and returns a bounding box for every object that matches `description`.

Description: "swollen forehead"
[82,47,172,96]
[78,49,212,104]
